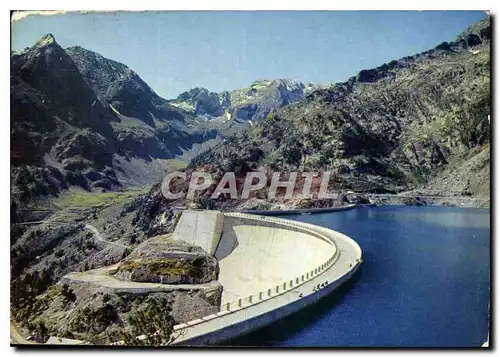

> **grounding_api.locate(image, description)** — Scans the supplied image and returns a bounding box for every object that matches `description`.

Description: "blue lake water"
[226,205,490,347]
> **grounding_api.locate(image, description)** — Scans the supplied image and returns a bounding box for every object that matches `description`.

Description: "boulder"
[113,236,219,284]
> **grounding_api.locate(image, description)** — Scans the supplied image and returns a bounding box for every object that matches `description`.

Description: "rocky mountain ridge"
[189,17,491,200]
[167,79,325,162]
[11,35,318,208]
[170,79,323,122]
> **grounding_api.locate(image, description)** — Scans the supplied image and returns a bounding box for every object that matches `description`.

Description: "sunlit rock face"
[169,78,323,123]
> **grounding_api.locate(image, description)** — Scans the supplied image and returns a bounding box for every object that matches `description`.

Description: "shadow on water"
[219,268,364,347]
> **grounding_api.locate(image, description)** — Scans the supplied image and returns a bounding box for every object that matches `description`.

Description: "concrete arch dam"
[215,215,336,303]
[171,210,362,345]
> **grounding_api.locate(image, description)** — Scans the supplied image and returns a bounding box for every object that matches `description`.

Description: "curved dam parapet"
[216,214,337,303]
[170,210,362,346]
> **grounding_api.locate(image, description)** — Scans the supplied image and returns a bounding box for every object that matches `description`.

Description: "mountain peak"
[251,78,301,86]
[35,33,58,48]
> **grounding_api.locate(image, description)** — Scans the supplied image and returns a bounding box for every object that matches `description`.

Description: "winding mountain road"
[83,224,127,249]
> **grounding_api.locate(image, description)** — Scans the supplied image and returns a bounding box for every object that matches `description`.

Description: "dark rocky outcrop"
[356,68,380,83]
[435,41,452,51]
[480,26,491,40]
[466,33,482,47]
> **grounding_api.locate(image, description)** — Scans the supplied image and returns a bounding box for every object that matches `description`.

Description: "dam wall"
[171,211,362,346]
[216,214,336,303]
[172,260,361,345]
[172,210,224,255]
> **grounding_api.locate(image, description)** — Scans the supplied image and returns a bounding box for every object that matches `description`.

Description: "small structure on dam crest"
[172,210,224,255]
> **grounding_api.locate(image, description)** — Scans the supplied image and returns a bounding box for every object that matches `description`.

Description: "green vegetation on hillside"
[121,296,175,346]
[52,188,149,210]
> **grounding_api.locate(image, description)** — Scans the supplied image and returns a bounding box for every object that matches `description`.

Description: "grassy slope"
[51,187,149,210]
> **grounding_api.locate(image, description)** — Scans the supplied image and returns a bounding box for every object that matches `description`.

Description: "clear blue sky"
[12,11,487,99]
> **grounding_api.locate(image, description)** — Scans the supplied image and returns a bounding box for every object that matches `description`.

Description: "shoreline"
[240,204,357,216]
[236,195,489,216]
[366,194,489,209]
